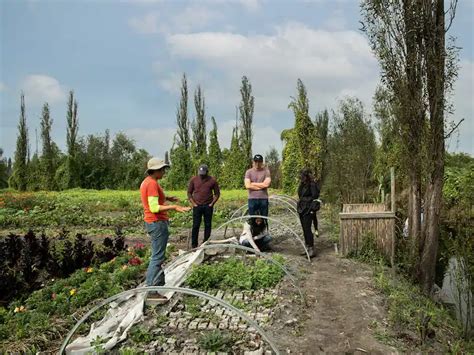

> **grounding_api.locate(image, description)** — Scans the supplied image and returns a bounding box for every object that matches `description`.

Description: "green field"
[0,189,278,236]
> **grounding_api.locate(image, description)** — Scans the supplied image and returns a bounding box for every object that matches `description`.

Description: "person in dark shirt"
[297,168,320,258]
[187,164,221,248]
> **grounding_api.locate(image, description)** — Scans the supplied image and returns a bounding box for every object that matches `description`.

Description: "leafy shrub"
[0,229,128,304]
[0,252,147,352]
[198,330,235,352]
[185,255,285,291]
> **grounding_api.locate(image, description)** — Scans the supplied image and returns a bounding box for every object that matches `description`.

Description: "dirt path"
[269,224,397,354]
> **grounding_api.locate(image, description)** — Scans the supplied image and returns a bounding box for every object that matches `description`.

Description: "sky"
[1,0,473,161]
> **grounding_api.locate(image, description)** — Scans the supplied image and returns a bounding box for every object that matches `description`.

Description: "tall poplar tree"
[167,73,193,187]
[40,103,56,190]
[239,76,254,166]
[66,91,79,188]
[208,117,222,179]
[10,93,29,191]
[192,85,207,166]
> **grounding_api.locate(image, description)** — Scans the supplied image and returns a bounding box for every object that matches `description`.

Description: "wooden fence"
[339,169,396,265]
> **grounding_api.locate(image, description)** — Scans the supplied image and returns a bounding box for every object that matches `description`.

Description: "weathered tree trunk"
[419,0,446,294]
[403,0,425,277]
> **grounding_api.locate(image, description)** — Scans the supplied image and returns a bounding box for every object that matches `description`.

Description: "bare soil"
[265,220,397,354]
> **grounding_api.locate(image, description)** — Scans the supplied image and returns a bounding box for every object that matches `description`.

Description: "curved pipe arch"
[165,243,304,301]
[225,198,299,238]
[214,215,310,262]
[60,286,280,355]
[271,194,297,207]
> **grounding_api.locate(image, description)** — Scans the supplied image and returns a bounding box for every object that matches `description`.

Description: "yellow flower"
[14,306,26,313]
[86,267,94,273]
[121,265,128,271]
[70,289,77,296]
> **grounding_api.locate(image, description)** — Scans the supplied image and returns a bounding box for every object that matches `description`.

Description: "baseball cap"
[253,154,263,162]
[146,157,170,173]
[198,164,209,175]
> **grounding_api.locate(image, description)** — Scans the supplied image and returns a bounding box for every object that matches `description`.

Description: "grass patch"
[198,330,236,352]
[185,255,286,291]
[372,263,474,353]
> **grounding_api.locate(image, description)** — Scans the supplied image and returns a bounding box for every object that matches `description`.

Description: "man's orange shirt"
[140,176,169,223]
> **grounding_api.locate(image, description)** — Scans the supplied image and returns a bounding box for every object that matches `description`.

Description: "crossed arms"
[244,177,271,191]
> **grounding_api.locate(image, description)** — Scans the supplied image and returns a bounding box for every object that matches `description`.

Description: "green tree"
[265,147,281,189]
[108,133,136,188]
[281,79,322,194]
[281,128,301,194]
[0,149,9,189]
[208,116,222,180]
[166,143,193,189]
[167,74,193,188]
[26,153,42,191]
[361,0,459,293]
[289,79,321,177]
[9,93,29,191]
[324,98,377,203]
[59,90,80,189]
[239,76,254,166]
[176,74,190,150]
[221,127,246,189]
[191,85,207,168]
[315,109,329,186]
[39,102,57,190]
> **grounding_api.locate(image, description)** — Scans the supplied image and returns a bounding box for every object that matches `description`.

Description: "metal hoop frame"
[60,286,280,355]
[165,243,305,301]
[213,215,311,262]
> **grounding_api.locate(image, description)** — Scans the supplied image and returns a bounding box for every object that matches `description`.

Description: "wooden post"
[390,167,395,213]
[390,167,395,266]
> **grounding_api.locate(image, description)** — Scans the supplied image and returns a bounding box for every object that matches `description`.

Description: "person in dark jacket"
[187,164,220,248]
[297,168,320,258]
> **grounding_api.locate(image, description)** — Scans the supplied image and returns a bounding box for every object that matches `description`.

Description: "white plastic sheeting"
[65,244,207,354]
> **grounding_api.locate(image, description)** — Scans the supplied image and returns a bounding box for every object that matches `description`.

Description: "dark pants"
[299,212,314,248]
[241,235,273,252]
[313,213,318,231]
[248,198,269,217]
[191,205,213,248]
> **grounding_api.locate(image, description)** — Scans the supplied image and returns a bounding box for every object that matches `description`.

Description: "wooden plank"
[339,212,395,219]
[342,204,386,213]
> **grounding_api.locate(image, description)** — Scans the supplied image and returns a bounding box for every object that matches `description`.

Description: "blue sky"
[1,0,473,160]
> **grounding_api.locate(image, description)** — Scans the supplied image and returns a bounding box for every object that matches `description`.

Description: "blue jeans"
[241,235,272,251]
[248,198,269,217]
[144,221,169,286]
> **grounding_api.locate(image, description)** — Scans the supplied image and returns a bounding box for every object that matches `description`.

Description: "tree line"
[1,92,150,191]
[0,73,413,204]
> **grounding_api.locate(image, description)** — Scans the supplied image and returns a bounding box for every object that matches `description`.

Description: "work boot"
[301,246,315,257]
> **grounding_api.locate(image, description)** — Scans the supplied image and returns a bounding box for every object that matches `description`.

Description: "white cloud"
[125,127,176,157]
[170,6,222,33]
[129,6,222,35]
[128,12,160,34]
[20,74,67,105]
[163,23,379,117]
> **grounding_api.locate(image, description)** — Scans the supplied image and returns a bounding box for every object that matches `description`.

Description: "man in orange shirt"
[140,157,190,301]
